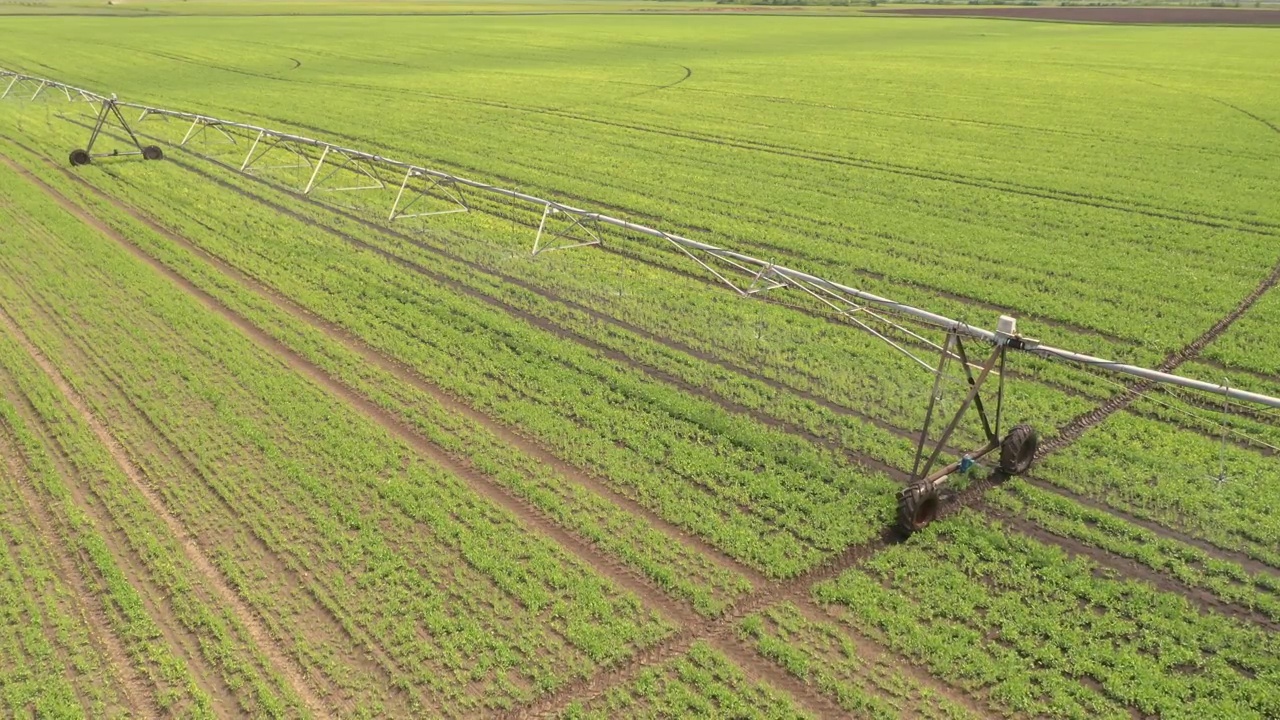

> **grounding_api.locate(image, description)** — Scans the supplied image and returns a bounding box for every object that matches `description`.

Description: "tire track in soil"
[201,104,1277,353]
[1022,476,1279,579]
[141,140,927,477]
[2,147,710,668]
[113,99,1204,355]
[30,152,848,718]
[42,148,767,591]
[142,140,1280,636]
[0,153,337,720]
[0,438,150,717]
[11,139,943,718]
[0,305,239,716]
[136,108,1231,440]
[520,469,1014,720]
[129,145,910,536]
[66,43,1270,240]
[1092,69,1280,140]
[520,465,1017,715]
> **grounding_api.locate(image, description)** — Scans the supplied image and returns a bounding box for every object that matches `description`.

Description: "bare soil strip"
[0,153,335,719]
[0,437,148,716]
[520,469,1015,720]
[513,528,901,719]
[40,127,1280,714]
[868,7,1280,26]
[154,140,1280,711]
[1023,477,1278,579]
[107,126,1276,475]
[20,281,404,714]
[714,633,850,718]
[162,149,916,482]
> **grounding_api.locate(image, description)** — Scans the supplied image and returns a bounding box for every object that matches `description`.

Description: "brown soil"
[869,7,1280,26]
[1025,477,1279,577]
[791,599,993,718]
[1040,255,1280,458]
[171,151,920,481]
[45,296,406,714]
[49,119,1280,716]
[147,138,1280,712]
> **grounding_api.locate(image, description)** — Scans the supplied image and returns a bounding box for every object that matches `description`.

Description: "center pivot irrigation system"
[5,68,1279,535]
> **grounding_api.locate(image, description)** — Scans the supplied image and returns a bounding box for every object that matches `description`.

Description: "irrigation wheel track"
[1039,253,1280,460]
[121,132,1280,708]
[1,136,937,717]
[0,437,150,716]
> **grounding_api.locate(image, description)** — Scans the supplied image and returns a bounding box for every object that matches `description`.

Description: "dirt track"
[870,6,1280,25]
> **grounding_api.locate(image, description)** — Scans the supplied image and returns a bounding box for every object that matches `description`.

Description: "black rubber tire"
[142,145,163,161]
[999,423,1039,475]
[897,482,940,535]
[69,149,91,166]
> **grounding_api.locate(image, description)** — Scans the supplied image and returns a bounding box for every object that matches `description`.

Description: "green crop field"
[0,5,1277,718]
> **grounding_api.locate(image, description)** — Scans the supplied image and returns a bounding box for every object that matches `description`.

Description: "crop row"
[139,121,1280,578]
[812,512,1280,720]
[3,128,753,618]
[24,114,1276,596]
[0,165,672,715]
[1197,288,1280,381]
[1033,410,1280,570]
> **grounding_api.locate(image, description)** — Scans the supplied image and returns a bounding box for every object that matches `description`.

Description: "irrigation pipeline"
[4,68,1280,412]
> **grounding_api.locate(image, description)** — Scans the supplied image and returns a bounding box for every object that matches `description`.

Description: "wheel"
[897,482,940,535]
[999,423,1039,475]
[69,149,91,166]
[142,145,163,161]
